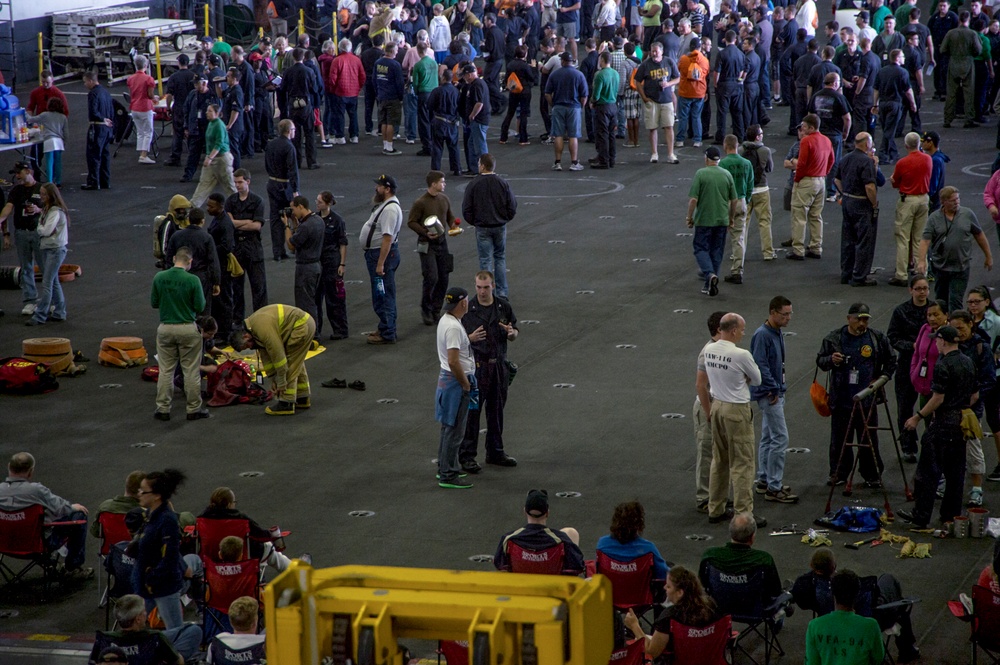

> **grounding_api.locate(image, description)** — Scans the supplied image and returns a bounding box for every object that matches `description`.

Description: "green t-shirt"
[689,165,737,227]
[975,33,991,62]
[719,153,754,202]
[412,55,440,93]
[205,117,230,154]
[151,266,206,324]
[212,40,233,58]
[590,67,620,105]
[893,3,914,26]
[871,6,893,33]
[642,0,663,27]
[804,610,885,665]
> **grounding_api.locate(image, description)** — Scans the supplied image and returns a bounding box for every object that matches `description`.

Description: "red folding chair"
[607,638,646,665]
[505,540,566,575]
[596,551,656,609]
[438,639,469,665]
[195,517,250,563]
[0,505,83,599]
[667,614,733,665]
[972,585,1000,665]
[95,512,131,608]
[202,557,261,642]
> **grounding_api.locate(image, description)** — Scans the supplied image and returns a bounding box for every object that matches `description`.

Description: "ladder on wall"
[0,0,16,92]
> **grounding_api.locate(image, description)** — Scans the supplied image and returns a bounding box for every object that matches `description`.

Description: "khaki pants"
[693,396,713,503]
[894,194,929,280]
[155,322,203,414]
[191,151,236,208]
[749,190,775,259]
[790,176,825,256]
[278,317,317,401]
[708,400,756,518]
[728,199,749,275]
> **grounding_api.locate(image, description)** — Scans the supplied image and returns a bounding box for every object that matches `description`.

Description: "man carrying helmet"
[408,170,459,326]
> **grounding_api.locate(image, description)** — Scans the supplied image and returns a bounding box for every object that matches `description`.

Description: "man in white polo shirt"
[703,312,765,527]
[435,287,485,489]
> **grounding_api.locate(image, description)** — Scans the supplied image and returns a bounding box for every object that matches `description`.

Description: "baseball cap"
[460,62,477,75]
[921,130,940,146]
[857,10,869,20]
[200,35,214,43]
[248,51,263,62]
[374,174,397,190]
[525,489,549,517]
[705,146,722,161]
[933,325,960,343]
[442,287,468,311]
[9,161,31,174]
[848,303,871,318]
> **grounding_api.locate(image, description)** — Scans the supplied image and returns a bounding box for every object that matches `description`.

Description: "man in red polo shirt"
[888,132,932,287]
[787,113,835,260]
[25,71,70,170]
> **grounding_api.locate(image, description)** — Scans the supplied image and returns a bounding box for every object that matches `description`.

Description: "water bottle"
[375,276,385,295]
[469,387,480,411]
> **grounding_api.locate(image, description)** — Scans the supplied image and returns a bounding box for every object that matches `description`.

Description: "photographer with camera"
[283,195,325,337]
[815,302,897,487]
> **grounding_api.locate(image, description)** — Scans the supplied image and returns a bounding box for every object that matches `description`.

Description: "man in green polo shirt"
[411,43,440,157]
[687,145,738,297]
[588,51,620,170]
[719,134,755,284]
[151,247,209,421]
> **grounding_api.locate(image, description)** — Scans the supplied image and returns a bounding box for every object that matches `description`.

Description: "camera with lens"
[281,207,294,219]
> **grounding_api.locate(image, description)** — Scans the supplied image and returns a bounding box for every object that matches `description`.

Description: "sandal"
[321,378,347,389]
[349,380,366,391]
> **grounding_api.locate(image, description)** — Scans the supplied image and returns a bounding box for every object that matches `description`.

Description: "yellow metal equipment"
[264,563,614,665]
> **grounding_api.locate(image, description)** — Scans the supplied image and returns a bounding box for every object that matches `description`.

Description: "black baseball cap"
[848,303,871,318]
[9,161,31,174]
[933,325,960,343]
[921,130,940,146]
[442,287,467,311]
[525,489,549,517]
[705,146,722,161]
[460,62,477,75]
[374,174,397,190]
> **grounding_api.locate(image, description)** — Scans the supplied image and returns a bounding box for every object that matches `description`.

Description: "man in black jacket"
[462,153,517,298]
[279,48,319,170]
[816,302,897,486]
[206,192,236,341]
[165,207,221,316]
[164,54,198,167]
[885,276,930,462]
[482,14,507,114]
[181,76,220,183]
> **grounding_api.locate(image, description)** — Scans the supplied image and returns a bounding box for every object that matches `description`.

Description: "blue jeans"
[677,96,704,142]
[467,122,488,173]
[146,592,185,629]
[33,245,67,323]
[164,624,204,662]
[475,226,508,297]
[825,133,843,196]
[44,150,63,185]
[616,98,626,138]
[364,245,400,340]
[14,227,42,304]
[692,226,726,287]
[756,396,789,491]
[404,88,418,141]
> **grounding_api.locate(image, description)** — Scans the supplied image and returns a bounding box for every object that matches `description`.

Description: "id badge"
[417,242,429,254]
[919,362,927,378]
[849,369,859,385]
[197,110,203,119]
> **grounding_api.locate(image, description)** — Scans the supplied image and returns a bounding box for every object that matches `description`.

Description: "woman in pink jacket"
[983,168,1000,244]
[910,299,949,400]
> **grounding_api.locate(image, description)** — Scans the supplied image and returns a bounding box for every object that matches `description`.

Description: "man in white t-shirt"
[207,596,265,664]
[694,311,726,513]
[703,312,764,527]
[435,287,486,489]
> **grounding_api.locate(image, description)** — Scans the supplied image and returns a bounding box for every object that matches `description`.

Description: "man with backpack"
[740,124,776,262]
[676,37,709,150]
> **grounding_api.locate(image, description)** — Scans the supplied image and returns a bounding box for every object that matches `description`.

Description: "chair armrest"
[765,590,795,616]
[46,520,88,527]
[877,598,921,612]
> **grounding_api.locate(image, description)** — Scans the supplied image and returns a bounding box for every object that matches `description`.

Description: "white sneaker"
[650,153,659,163]
[321,141,334,148]
[693,141,703,148]
[138,156,156,164]
[349,137,359,144]
[675,140,685,147]
[406,139,415,144]
[568,162,584,171]
[21,303,36,316]
[552,162,562,171]
[335,137,347,145]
